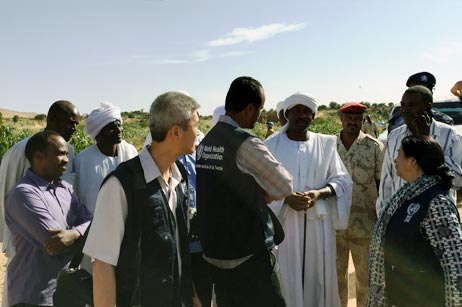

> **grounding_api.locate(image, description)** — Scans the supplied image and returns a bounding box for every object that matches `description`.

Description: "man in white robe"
[265,92,352,307]
[0,100,80,307]
[74,102,138,214]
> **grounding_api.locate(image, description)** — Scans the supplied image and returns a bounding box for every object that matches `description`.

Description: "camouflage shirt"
[336,131,385,238]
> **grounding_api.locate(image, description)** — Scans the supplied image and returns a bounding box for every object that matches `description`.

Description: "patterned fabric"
[377,120,462,214]
[336,131,384,238]
[361,122,377,137]
[336,131,383,307]
[368,175,462,307]
[221,115,293,201]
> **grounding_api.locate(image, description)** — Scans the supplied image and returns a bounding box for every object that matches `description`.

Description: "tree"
[329,102,340,110]
[12,115,19,123]
[34,114,47,121]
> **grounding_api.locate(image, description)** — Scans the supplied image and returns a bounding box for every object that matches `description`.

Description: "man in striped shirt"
[376,86,462,214]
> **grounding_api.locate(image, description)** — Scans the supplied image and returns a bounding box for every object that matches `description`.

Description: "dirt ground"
[0,246,357,306]
[0,204,458,307]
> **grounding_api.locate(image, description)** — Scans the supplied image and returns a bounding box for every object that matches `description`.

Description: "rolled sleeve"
[236,136,292,200]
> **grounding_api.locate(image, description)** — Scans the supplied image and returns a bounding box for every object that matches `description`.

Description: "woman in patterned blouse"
[368,135,462,307]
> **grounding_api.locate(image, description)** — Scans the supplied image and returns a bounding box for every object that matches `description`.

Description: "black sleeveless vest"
[110,157,192,307]
[196,121,281,260]
[384,184,449,307]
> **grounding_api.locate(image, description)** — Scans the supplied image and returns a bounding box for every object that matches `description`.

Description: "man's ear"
[425,102,432,112]
[168,125,181,138]
[244,103,254,112]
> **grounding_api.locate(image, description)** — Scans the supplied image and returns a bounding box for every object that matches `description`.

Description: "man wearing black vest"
[84,92,201,307]
[196,76,293,307]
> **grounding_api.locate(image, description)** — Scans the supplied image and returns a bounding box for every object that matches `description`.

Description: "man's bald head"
[46,100,80,142]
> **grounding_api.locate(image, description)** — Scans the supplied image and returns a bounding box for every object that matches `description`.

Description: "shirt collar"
[403,119,437,136]
[337,130,369,152]
[25,169,65,192]
[139,146,182,185]
[218,114,259,138]
[219,114,240,128]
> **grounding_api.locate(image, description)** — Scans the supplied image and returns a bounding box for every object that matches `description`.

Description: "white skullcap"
[85,102,122,140]
[276,101,285,114]
[212,105,226,126]
[176,89,191,97]
[284,92,318,114]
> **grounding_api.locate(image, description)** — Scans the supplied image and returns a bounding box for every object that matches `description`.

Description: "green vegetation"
[34,114,47,121]
[0,126,33,158]
[0,104,393,158]
[69,125,95,154]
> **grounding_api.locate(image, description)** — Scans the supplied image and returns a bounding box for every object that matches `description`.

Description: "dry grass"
[0,108,37,119]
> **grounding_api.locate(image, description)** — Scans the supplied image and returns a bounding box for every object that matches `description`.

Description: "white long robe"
[74,140,137,273]
[265,131,352,307]
[74,140,138,214]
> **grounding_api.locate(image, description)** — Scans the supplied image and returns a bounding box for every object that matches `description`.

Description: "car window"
[432,100,462,125]
[388,100,462,124]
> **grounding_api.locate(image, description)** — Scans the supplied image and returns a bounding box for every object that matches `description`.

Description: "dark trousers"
[211,250,286,307]
[191,252,213,307]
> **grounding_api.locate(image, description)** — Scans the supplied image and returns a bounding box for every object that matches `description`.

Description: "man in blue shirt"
[5,130,92,307]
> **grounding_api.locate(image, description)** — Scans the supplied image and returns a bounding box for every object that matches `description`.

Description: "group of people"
[0,73,461,307]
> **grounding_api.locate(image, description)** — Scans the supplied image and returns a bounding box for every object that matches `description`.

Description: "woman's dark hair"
[401,135,454,190]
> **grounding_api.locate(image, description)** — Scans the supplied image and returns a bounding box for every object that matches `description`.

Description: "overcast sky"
[1,0,461,115]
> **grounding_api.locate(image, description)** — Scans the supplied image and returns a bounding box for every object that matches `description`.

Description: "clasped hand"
[285,190,320,211]
[43,228,80,255]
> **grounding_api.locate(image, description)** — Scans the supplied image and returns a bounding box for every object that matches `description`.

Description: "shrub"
[0,126,33,158]
[34,114,47,121]
[69,125,94,154]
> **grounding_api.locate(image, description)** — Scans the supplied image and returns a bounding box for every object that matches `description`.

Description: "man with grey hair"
[84,92,201,307]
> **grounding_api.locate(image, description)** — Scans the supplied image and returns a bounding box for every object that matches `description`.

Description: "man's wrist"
[323,185,334,199]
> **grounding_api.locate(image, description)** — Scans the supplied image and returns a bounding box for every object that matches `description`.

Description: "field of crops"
[0,105,391,158]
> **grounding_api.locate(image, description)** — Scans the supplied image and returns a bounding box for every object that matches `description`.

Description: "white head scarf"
[212,105,226,126]
[283,92,318,116]
[85,102,122,140]
[276,100,285,115]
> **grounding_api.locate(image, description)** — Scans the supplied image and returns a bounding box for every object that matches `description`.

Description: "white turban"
[283,92,318,115]
[85,102,122,140]
[176,89,191,96]
[276,101,285,114]
[212,105,226,126]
